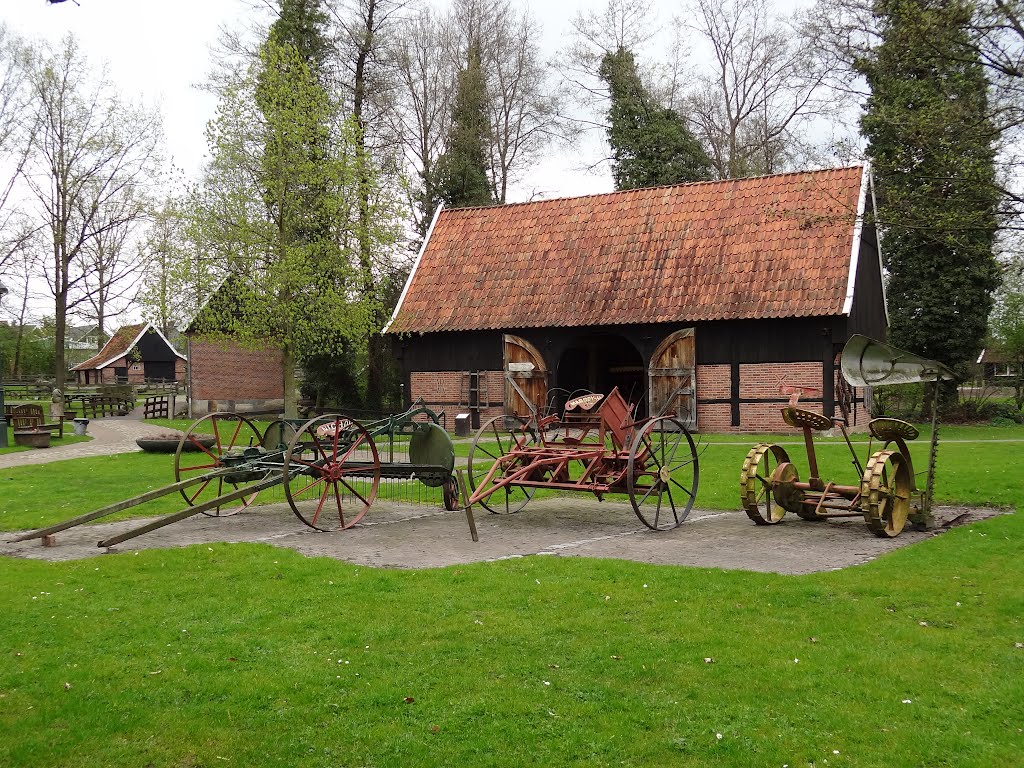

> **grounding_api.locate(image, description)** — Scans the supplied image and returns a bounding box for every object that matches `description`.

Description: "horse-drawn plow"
[9,403,457,548]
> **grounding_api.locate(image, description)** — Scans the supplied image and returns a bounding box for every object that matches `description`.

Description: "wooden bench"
[5,403,64,438]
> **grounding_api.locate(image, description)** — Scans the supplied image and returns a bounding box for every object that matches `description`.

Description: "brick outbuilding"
[384,166,886,432]
[71,323,186,386]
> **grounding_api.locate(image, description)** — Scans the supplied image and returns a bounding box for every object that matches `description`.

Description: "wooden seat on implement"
[869,417,919,442]
[781,407,833,432]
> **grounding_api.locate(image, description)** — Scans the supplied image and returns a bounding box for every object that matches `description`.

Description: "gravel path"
[0,496,1005,574]
[0,412,174,469]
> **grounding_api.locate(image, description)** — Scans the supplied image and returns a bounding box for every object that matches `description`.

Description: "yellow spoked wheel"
[862,449,912,538]
[740,444,799,525]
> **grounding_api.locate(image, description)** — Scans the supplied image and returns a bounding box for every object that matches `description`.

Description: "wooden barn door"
[503,335,548,418]
[648,329,697,429]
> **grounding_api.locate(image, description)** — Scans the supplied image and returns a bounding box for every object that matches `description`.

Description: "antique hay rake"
[9,403,458,548]
[740,335,955,538]
[465,387,700,531]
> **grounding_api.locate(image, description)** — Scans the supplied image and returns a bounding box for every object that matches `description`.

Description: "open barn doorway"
[555,333,646,417]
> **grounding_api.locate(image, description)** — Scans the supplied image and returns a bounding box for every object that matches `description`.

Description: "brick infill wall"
[411,362,870,434]
[189,338,284,401]
[410,371,504,424]
[696,362,869,433]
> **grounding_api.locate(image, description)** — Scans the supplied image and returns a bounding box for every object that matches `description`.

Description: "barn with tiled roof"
[385,165,886,432]
[72,322,186,386]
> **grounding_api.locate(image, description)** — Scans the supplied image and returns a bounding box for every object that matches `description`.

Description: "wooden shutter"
[503,335,548,418]
[648,329,697,429]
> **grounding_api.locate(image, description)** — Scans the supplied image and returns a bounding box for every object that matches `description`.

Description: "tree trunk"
[12,281,29,377]
[54,240,69,392]
[353,0,383,413]
[282,342,298,419]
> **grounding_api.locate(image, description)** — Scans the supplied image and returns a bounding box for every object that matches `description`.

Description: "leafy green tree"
[191,31,400,416]
[434,44,495,209]
[856,0,1001,410]
[989,260,1024,410]
[599,47,711,190]
[137,192,222,339]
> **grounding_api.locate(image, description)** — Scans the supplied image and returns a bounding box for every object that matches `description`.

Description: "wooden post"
[456,469,478,542]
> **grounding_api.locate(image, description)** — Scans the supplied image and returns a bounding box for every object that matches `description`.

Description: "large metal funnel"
[840,334,956,387]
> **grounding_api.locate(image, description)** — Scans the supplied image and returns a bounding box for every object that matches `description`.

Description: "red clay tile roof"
[72,323,146,370]
[386,166,869,334]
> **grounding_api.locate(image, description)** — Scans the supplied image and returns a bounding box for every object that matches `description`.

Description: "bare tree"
[563,0,658,108]
[78,190,146,348]
[0,24,38,274]
[684,0,836,179]
[482,3,565,202]
[20,35,163,390]
[557,0,673,181]
[390,5,457,234]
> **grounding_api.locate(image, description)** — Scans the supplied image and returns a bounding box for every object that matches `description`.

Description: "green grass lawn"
[1,425,1022,766]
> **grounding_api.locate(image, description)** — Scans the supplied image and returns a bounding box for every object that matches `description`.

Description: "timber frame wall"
[395,314,879,433]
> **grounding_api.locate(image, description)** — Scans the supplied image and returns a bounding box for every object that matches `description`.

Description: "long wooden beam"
[97,474,284,548]
[6,469,235,543]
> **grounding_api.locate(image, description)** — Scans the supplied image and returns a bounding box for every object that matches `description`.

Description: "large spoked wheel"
[283,415,380,531]
[467,415,538,514]
[174,412,265,517]
[740,443,797,525]
[862,449,912,538]
[626,416,699,531]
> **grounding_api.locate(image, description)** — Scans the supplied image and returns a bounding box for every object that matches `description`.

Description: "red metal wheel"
[626,416,699,530]
[467,415,538,514]
[442,476,460,511]
[174,412,266,516]
[283,415,380,531]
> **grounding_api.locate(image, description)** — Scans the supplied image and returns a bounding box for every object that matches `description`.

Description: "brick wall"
[189,338,284,408]
[739,361,820,433]
[98,360,125,384]
[694,361,870,433]
[410,370,505,424]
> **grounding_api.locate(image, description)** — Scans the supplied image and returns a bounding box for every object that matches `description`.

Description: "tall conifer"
[857,0,1001,407]
[599,47,711,190]
[434,44,495,209]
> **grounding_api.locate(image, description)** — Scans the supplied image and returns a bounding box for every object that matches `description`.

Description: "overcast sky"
[4,0,637,201]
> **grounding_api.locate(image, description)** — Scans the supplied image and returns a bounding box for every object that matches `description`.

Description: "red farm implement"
[464,387,700,531]
[8,403,458,549]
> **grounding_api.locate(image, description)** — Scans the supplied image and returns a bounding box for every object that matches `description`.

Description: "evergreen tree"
[256,0,334,258]
[857,0,1001,408]
[599,47,711,190]
[266,0,332,72]
[434,44,495,209]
